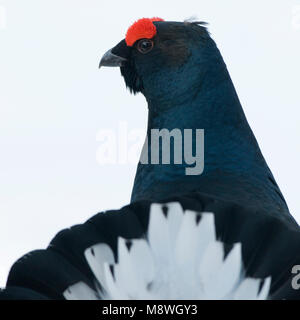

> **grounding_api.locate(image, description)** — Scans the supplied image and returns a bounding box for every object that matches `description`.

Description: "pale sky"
[0,0,300,287]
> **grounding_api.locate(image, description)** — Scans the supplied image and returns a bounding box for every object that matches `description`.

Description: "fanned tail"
[1,193,300,300]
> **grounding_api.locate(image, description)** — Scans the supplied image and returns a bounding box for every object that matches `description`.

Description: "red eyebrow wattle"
[125,17,164,47]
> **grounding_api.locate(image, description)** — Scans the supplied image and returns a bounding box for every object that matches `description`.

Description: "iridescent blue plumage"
[120,21,297,227]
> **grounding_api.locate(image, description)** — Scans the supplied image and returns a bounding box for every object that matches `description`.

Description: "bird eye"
[137,39,154,54]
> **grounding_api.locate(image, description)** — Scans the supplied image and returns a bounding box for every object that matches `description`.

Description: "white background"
[0,0,299,287]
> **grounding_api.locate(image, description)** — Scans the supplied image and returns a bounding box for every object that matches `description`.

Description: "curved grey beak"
[99,49,127,68]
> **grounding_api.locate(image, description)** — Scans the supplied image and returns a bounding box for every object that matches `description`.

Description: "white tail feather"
[63,202,271,300]
[64,282,98,300]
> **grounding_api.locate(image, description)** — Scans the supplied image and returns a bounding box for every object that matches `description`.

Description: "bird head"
[100,18,223,112]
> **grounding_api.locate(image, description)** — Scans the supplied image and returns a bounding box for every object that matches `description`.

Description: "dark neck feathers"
[131,45,296,226]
